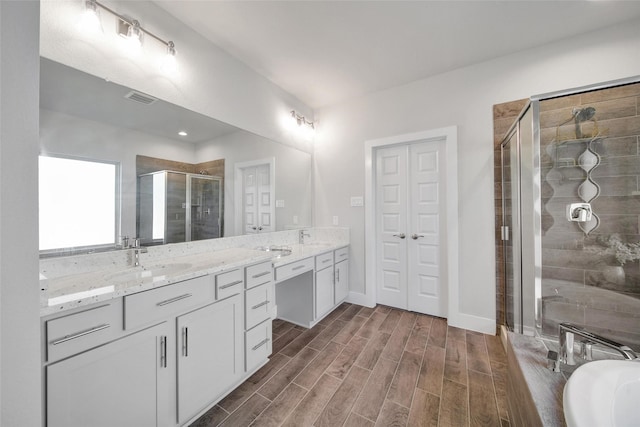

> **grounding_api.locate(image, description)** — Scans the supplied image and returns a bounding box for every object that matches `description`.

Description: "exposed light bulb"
[124,20,143,55]
[160,41,178,74]
[178,131,188,137]
[287,110,315,141]
[78,0,101,34]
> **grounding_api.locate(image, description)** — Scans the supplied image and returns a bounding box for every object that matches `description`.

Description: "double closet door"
[243,164,273,234]
[375,140,447,317]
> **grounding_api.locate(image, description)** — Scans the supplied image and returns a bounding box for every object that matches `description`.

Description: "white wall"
[314,19,640,333]
[0,2,41,424]
[39,0,314,149]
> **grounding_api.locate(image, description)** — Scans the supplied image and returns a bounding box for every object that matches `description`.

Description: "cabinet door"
[177,294,243,424]
[315,267,334,319]
[47,322,170,427]
[335,259,349,304]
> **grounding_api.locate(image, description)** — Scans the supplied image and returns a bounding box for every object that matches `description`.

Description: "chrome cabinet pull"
[393,233,406,239]
[183,327,188,357]
[252,271,270,279]
[160,336,167,368]
[411,234,425,240]
[292,265,306,271]
[251,300,270,310]
[219,280,242,290]
[157,293,192,306]
[336,269,340,281]
[322,259,331,264]
[252,338,270,351]
[51,324,111,345]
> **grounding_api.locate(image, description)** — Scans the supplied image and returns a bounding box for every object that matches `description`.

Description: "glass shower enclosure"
[137,171,223,245]
[501,77,640,350]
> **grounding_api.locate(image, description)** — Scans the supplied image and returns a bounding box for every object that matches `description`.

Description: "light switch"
[276,200,285,208]
[332,216,339,225]
[350,196,364,207]
[293,215,298,224]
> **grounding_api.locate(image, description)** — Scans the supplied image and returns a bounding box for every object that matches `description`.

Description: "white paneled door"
[243,164,273,234]
[375,140,447,317]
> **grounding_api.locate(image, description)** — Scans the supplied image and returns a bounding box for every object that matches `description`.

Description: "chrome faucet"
[131,238,148,267]
[550,322,637,372]
[299,229,311,244]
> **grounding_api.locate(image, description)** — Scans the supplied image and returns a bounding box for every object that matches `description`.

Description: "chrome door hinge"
[501,226,510,241]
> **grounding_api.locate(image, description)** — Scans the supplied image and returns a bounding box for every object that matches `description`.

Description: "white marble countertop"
[40,242,349,317]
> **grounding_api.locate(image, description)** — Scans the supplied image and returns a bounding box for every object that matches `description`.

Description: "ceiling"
[156,1,640,109]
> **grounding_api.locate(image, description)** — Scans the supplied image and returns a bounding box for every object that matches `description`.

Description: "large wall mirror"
[39,58,312,255]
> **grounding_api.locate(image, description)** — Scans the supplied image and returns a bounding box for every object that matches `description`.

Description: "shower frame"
[500,74,640,337]
[137,170,223,245]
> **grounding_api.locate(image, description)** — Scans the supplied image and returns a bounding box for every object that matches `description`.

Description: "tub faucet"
[299,229,311,244]
[550,322,637,372]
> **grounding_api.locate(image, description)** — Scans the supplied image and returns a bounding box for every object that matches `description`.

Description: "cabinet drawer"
[315,252,334,271]
[246,261,273,289]
[334,247,349,262]
[275,257,314,282]
[245,283,272,330]
[46,302,120,362]
[245,319,272,372]
[216,269,244,299]
[124,275,212,330]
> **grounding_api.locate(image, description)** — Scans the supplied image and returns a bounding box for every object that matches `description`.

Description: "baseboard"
[345,291,375,307]
[449,313,496,335]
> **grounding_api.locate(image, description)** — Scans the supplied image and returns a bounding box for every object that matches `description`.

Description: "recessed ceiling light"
[178,131,188,136]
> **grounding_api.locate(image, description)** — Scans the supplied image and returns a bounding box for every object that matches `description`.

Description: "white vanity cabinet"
[275,245,350,328]
[315,252,335,318]
[43,261,272,427]
[47,321,172,427]
[334,247,349,304]
[177,293,244,424]
[244,260,274,373]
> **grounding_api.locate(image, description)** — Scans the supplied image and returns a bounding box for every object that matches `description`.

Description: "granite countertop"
[40,242,348,317]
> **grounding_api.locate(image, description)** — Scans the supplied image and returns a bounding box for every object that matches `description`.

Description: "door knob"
[393,233,406,239]
[411,234,424,240]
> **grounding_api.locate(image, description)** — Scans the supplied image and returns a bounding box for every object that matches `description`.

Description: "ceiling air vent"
[124,90,157,105]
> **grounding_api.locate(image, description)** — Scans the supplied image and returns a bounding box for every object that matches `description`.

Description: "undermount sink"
[255,245,292,259]
[563,359,640,427]
[104,263,192,283]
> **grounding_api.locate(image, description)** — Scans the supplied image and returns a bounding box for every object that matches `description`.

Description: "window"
[39,155,120,253]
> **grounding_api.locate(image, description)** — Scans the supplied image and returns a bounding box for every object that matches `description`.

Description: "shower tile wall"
[539,83,640,349]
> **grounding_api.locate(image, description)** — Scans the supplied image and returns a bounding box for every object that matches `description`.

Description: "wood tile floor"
[190,303,510,427]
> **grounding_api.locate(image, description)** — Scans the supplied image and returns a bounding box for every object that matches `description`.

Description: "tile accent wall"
[539,83,640,348]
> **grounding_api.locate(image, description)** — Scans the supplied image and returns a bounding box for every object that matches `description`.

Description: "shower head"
[572,107,596,123]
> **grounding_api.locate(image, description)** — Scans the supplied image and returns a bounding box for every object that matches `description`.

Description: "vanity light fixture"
[78,0,177,68]
[78,0,101,34]
[161,41,178,74]
[290,110,315,131]
[125,20,143,46]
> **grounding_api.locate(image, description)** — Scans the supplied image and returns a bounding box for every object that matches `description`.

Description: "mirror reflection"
[39,58,312,255]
